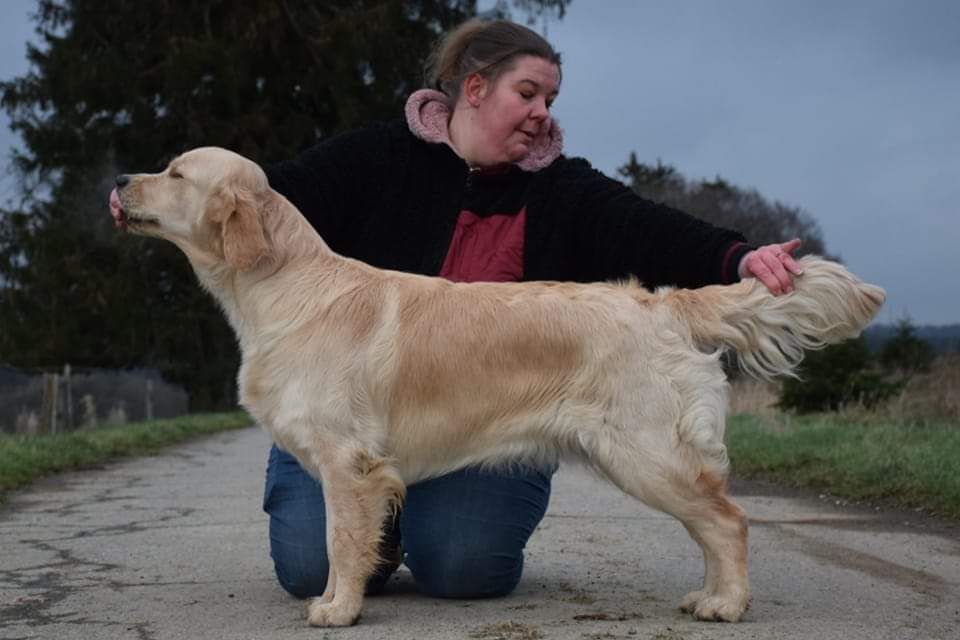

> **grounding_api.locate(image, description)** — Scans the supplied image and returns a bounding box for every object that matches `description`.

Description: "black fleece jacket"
[266,119,751,290]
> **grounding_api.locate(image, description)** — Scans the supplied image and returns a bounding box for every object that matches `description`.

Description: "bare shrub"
[728,379,780,416]
[731,354,959,425]
[15,409,39,435]
[870,354,960,423]
[106,402,128,425]
[80,394,98,428]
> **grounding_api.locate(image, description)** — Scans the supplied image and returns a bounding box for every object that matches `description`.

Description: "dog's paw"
[679,589,708,613]
[305,598,360,627]
[681,593,749,623]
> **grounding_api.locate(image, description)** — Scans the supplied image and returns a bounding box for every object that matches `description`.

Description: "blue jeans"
[263,445,554,599]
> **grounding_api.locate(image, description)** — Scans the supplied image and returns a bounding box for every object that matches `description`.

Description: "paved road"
[1,426,958,639]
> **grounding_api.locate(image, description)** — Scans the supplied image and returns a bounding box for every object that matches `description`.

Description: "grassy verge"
[0,411,253,501]
[727,413,960,519]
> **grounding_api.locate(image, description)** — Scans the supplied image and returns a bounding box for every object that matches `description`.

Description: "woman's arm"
[563,160,753,289]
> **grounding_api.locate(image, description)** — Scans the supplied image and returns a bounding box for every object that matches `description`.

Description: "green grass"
[0,411,253,501]
[5,409,958,520]
[727,413,960,519]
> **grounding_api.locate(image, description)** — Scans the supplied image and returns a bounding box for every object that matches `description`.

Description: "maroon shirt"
[439,207,527,283]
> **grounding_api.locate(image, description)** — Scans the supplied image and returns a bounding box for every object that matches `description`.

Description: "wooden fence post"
[146,379,154,421]
[39,373,59,435]
[63,363,74,431]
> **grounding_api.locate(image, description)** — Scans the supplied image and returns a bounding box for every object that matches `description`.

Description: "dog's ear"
[218,186,269,270]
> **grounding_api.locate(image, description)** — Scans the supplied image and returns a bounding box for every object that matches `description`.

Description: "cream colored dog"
[110,147,884,627]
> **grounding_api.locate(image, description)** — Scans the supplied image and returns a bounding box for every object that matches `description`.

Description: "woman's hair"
[425,18,562,103]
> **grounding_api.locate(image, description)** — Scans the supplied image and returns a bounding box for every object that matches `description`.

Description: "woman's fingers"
[740,238,803,295]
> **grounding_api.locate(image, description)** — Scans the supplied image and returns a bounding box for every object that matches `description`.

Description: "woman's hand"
[738,238,804,295]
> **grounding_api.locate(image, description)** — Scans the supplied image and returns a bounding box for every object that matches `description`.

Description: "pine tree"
[0,0,568,409]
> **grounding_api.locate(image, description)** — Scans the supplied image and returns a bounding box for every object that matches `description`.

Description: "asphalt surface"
[1,426,958,640]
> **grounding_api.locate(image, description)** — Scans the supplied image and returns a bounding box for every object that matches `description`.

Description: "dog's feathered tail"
[661,256,885,380]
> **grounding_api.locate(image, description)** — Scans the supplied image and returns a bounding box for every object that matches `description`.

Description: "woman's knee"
[266,491,331,598]
[405,541,524,599]
[400,465,553,599]
[263,445,330,599]
[262,446,400,598]
[271,547,330,599]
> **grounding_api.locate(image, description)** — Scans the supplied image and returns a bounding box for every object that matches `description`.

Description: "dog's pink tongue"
[109,187,126,229]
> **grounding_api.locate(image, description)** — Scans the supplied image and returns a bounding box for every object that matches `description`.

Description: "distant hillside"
[864,324,960,354]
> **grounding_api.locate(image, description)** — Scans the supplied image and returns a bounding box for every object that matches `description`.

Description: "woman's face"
[460,55,560,166]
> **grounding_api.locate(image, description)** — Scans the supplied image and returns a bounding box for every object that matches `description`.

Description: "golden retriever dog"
[110,147,884,626]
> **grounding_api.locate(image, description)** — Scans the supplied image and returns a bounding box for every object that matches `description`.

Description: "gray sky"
[0,0,36,207]
[1,0,958,324]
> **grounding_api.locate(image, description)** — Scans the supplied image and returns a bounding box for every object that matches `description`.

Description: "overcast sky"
[1,1,958,324]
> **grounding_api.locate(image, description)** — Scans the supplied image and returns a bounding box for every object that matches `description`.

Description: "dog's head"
[110,147,271,270]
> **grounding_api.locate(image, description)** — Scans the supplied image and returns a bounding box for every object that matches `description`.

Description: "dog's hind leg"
[591,436,749,622]
[304,449,405,627]
[673,472,749,622]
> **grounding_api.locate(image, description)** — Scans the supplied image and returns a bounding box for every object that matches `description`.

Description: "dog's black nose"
[115,174,130,187]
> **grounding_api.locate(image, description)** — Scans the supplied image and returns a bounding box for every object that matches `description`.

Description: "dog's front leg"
[314,564,337,605]
[305,451,405,627]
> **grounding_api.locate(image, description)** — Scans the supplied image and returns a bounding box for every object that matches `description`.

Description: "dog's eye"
[169,169,184,179]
